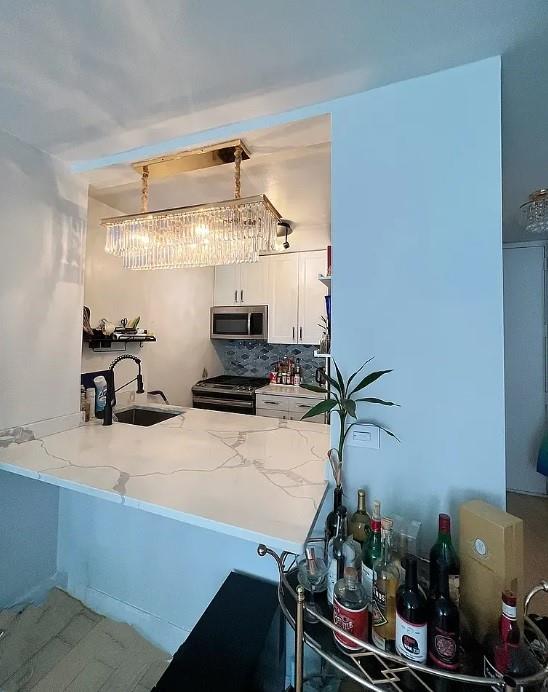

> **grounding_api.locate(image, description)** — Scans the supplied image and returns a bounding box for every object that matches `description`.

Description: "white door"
[504,245,547,494]
[268,254,299,344]
[214,265,240,306]
[298,250,327,345]
[240,258,269,305]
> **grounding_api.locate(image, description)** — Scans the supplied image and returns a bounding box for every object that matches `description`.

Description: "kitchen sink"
[114,407,180,427]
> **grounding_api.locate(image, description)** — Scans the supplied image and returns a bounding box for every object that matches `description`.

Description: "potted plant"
[301,358,398,482]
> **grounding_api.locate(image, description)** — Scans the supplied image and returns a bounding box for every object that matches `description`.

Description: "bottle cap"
[502,590,517,607]
[439,513,451,533]
[372,500,381,518]
[381,516,393,531]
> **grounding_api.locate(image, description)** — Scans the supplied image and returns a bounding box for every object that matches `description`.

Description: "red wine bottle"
[396,555,428,663]
[429,513,460,606]
[325,485,345,548]
[428,563,459,670]
[483,591,542,686]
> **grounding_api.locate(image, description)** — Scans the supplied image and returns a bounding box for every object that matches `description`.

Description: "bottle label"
[372,583,388,627]
[361,564,374,608]
[428,626,458,670]
[333,597,368,651]
[372,628,388,650]
[395,614,427,662]
[502,602,517,620]
[327,560,337,605]
[449,574,460,607]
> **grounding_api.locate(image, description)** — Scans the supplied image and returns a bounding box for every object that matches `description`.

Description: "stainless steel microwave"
[210,305,268,340]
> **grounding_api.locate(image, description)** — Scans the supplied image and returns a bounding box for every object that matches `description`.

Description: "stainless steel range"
[192,375,270,415]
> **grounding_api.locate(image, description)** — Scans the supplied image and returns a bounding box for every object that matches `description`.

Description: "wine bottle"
[483,591,541,686]
[350,489,371,545]
[396,555,428,662]
[333,566,368,651]
[371,517,399,652]
[327,507,349,607]
[429,513,460,606]
[428,563,459,670]
[361,500,382,611]
[325,485,344,553]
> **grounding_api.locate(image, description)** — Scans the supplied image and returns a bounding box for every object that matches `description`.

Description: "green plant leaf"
[356,397,399,406]
[350,369,393,395]
[301,398,337,420]
[346,357,374,391]
[359,420,400,442]
[377,424,400,442]
[333,360,346,398]
[300,383,328,394]
[324,372,342,394]
[343,398,357,418]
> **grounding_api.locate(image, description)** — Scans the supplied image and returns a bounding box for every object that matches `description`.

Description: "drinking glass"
[297,548,328,624]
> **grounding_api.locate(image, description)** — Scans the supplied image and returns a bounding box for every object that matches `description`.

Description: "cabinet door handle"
[299,326,303,341]
[263,400,280,405]
[234,290,238,303]
[292,326,295,340]
[241,289,244,303]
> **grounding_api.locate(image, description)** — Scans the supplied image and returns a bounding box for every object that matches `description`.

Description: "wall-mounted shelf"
[314,351,331,359]
[84,335,156,353]
[318,274,332,289]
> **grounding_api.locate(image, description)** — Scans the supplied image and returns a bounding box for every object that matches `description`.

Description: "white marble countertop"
[256,383,327,399]
[0,406,329,553]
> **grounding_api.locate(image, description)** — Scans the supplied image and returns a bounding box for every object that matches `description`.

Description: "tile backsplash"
[213,340,323,381]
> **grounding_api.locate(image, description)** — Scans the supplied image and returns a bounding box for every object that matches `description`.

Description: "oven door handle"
[193,396,254,409]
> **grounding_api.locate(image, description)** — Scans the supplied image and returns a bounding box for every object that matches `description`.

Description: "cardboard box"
[459,500,524,642]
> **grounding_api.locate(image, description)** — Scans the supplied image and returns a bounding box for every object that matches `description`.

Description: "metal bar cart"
[257,545,548,692]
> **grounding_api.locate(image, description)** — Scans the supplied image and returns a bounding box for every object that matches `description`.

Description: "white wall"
[0,127,87,606]
[331,57,505,545]
[0,129,87,430]
[83,197,222,405]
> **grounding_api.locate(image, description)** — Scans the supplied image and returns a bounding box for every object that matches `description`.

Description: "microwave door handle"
[234,290,238,303]
[247,311,252,336]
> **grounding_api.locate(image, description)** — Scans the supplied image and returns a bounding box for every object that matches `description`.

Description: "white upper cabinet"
[267,250,327,345]
[214,262,269,306]
[213,265,240,305]
[240,260,269,305]
[213,250,328,344]
[268,254,300,344]
[298,250,328,345]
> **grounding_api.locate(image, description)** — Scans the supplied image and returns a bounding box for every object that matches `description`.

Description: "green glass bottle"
[429,513,460,606]
[361,500,382,611]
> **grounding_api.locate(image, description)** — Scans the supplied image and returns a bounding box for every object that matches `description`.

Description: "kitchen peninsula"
[0,407,329,651]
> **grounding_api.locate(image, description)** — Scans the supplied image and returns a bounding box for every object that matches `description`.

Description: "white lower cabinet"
[256,408,288,420]
[256,392,325,423]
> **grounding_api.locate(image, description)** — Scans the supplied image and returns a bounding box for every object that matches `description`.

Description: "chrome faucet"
[103,354,144,426]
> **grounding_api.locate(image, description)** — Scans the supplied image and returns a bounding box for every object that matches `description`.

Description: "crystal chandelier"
[521,189,548,234]
[101,141,281,269]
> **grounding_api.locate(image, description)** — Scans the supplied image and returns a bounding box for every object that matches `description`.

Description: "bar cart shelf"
[257,544,548,692]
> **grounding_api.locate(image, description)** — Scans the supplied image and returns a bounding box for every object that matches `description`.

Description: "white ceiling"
[0,1,547,239]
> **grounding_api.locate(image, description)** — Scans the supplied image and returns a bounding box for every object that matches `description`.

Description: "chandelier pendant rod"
[141,165,149,213]
[234,144,242,200]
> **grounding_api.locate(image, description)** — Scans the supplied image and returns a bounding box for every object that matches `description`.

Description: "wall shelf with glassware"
[318,274,332,289]
[314,351,331,358]
[84,335,156,353]
[257,544,548,692]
